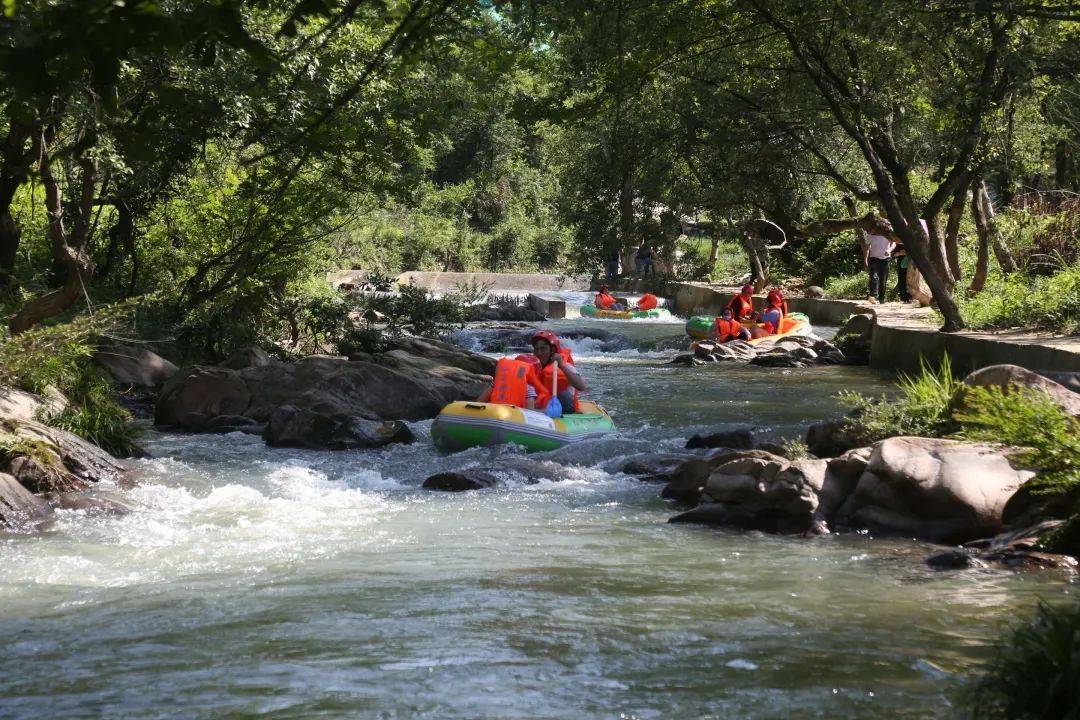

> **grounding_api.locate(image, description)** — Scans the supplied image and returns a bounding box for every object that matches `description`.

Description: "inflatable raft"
[580,303,662,320]
[685,312,812,342]
[432,400,616,453]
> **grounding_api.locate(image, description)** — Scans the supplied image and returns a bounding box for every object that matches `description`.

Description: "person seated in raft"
[710,308,751,343]
[725,284,756,321]
[765,287,788,317]
[758,296,784,335]
[475,355,551,410]
[595,285,627,311]
[532,330,587,413]
[635,292,659,311]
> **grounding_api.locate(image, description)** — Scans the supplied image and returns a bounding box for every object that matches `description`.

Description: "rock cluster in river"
[154,335,493,450]
[669,334,848,368]
[1,391,130,531]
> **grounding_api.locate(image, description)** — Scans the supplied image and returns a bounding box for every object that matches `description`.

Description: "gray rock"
[0,472,52,528]
[423,469,502,491]
[0,385,66,422]
[685,428,756,450]
[805,417,867,458]
[221,346,272,370]
[957,364,1080,417]
[671,453,828,534]
[805,286,826,298]
[94,344,178,387]
[263,405,414,450]
[660,449,785,505]
[836,437,1033,544]
[837,313,875,340]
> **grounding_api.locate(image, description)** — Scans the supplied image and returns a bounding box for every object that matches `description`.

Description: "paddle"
[544,358,563,418]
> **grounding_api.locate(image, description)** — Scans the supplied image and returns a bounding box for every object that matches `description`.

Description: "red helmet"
[740,284,753,295]
[599,285,609,293]
[531,330,560,349]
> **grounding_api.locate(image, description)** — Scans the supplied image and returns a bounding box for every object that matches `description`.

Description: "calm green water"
[0,318,1073,719]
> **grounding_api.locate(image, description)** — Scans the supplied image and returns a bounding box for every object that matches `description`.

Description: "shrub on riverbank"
[0,310,140,457]
[956,263,1080,336]
[840,356,1079,502]
[957,601,1080,720]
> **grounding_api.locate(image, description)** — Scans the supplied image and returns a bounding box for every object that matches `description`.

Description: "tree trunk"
[925,214,955,291]
[969,183,991,294]
[978,181,1017,274]
[9,128,98,334]
[944,186,966,281]
[0,120,32,284]
[618,169,635,255]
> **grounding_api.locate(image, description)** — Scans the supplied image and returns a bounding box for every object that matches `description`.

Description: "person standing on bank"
[891,241,910,302]
[635,242,654,276]
[605,246,620,281]
[863,227,895,304]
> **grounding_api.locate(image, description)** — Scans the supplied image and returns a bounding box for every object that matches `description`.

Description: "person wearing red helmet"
[531,330,587,413]
[765,287,788,317]
[725,285,756,321]
[475,355,550,409]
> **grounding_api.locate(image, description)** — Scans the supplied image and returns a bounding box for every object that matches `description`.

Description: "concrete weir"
[669,281,1080,375]
[330,270,590,293]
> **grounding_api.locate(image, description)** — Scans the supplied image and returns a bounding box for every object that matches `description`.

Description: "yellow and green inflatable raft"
[432,400,616,453]
[580,303,662,320]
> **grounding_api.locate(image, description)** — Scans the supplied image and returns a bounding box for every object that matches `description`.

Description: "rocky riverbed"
[2,317,1077,718]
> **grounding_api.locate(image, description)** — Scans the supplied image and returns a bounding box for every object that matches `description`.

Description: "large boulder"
[836,437,1032,544]
[221,346,273,370]
[671,453,829,534]
[957,364,1080,417]
[94,344,178,387]
[156,351,491,434]
[2,419,125,487]
[0,472,52,528]
[263,405,414,450]
[0,385,66,422]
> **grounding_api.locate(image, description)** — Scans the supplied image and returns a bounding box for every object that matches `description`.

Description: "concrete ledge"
[870,307,1080,375]
[528,293,567,319]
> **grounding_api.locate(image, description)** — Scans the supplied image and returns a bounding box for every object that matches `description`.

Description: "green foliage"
[958,263,1080,335]
[838,355,962,442]
[0,308,140,456]
[957,601,1080,720]
[954,386,1080,496]
[779,437,812,460]
[823,273,870,300]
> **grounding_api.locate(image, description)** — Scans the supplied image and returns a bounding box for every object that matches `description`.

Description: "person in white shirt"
[863,230,896,304]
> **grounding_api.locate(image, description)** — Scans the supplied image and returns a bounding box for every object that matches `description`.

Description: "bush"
[957,263,1080,336]
[823,272,869,299]
[0,307,140,457]
[957,601,1080,720]
[954,386,1080,497]
[838,355,962,442]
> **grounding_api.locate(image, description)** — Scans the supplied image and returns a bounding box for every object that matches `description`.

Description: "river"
[0,318,1074,719]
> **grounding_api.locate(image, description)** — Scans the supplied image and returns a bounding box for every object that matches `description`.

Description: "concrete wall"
[396,271,590,293]
[329,270,590,292]
[527,294,567,319]
[870,325,1080,375]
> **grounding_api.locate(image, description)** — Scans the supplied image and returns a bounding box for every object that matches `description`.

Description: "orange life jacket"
[726,294,754,320]
[713,318,743,342]
[538,360,580,412]
[490,358,550,408]
[636,293,658,311]
[595,292,616,309]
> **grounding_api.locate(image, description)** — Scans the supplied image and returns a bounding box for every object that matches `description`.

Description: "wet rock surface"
[264,405,415,450]
[956,364,1080,416]
[155,337,492,447]
[423,469,503,491]
[926,521,1078,571]
[94,343,179,388]
[672,335,848,369]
